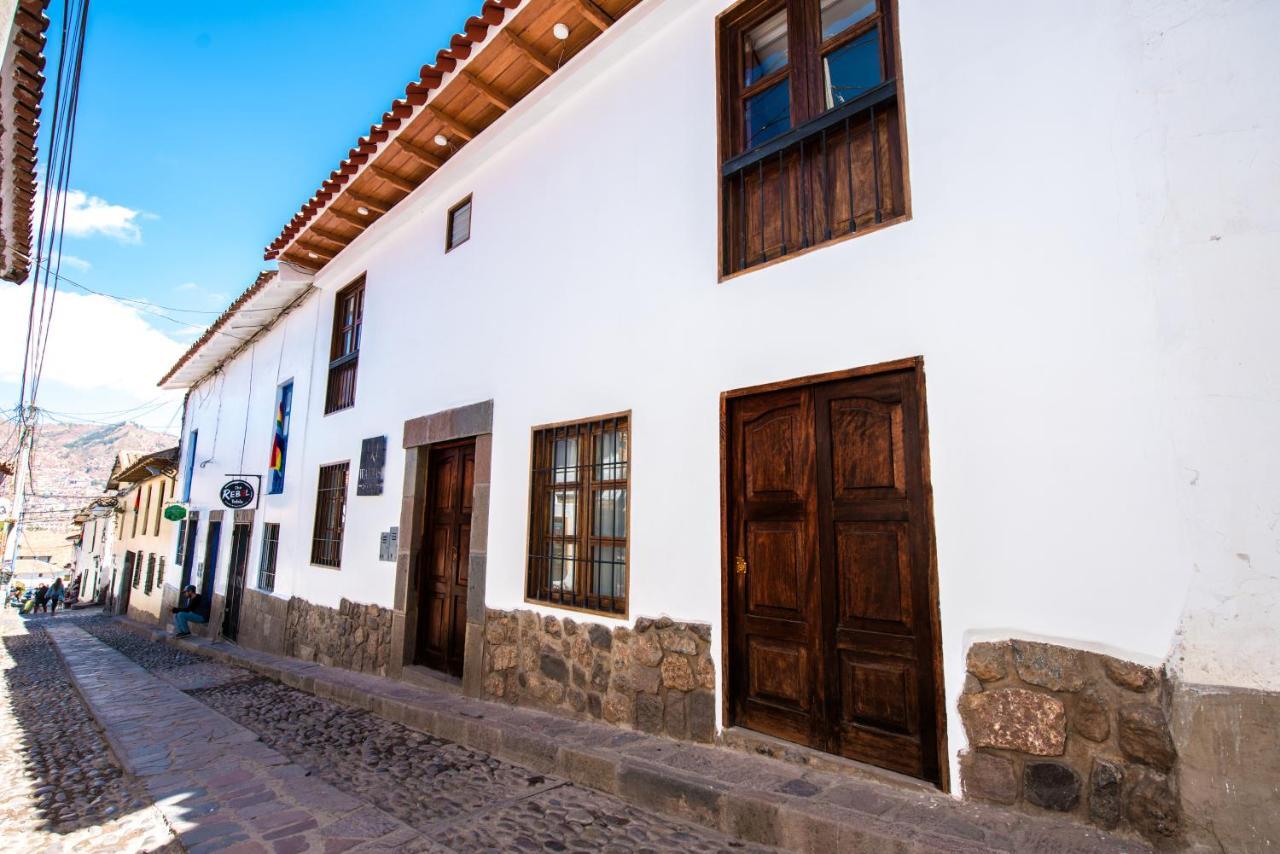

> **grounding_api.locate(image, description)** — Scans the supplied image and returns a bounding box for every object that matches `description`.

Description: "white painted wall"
[176,0,1280,791]
[113,474,180,620]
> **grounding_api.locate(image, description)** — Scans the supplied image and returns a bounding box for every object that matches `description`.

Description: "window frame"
[310,462,350,568]
[268,380,294,495]
[153,480,166,535]
[324,277,364,415]
[716,0,910,279]
[258,522,281,591]
[183,429,198,502]
[445,194,473,253]
[524,411,631,617]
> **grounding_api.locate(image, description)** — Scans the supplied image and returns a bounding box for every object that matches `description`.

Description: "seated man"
[171,585,208,637]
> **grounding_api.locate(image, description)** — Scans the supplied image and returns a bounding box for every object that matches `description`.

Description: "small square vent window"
[447,195,472,251]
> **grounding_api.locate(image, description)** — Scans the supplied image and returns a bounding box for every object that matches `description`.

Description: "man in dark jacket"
[172,585,207,637]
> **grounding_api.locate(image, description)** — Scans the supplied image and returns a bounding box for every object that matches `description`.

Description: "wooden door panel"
[744,406,806,501]
[829,398,906,500]
[415,439,475,677]
[745,521,805,616]
[836,521,913,631]
[838,653,919,735]
[748,636,811,711]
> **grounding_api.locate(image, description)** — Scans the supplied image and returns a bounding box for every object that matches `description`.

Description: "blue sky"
[0,0,481,432]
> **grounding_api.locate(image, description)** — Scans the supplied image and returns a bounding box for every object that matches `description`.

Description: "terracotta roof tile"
[2,0,50,282]
[264,0,523,261]
[156,271,278,388]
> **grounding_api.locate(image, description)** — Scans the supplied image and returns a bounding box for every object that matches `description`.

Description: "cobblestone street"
[2,609,770,852]
[0,609,177,852]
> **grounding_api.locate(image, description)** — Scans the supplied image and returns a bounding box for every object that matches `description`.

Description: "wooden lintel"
[571,0,613,31]
[427,106,477,142]
[463,69,515,111]
[395,137,445,169]
[295,240,334,260]
[369,165,418,193]
[308,225,350,246]
[501,29,555,76]
[346,191,389,214]
[327,207,369,229]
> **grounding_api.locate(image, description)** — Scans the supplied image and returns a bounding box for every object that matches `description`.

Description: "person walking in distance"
[47,578,65,615]
[171,585,208,637]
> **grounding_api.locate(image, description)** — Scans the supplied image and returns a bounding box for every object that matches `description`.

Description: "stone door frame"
[389,400,493,696]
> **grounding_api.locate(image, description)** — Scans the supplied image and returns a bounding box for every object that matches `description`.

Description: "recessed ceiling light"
[553,22,570,40]
[434,134,449,147]
[307,252,319,260]
[356,206,370,216]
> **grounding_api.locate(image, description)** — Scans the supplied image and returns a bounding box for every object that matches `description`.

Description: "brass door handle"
[735,556,747,576]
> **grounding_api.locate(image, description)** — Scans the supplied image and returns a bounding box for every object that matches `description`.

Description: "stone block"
[635,694,664,734]
[724,793,783,846]
[1103,656,1157,693]
[959,750,1018,804]
[1073,685,1111,742]
[1126,767,1182,844]
[664,691,688,739]
[543,615,562,638]
[539,652,568,684]
[500,730,558,773]
[1118,704,1177,772]
[616,662,660,695]
[491,643,517,672]
[689,690,716,743]
[570,634,592,669]
[959,688,1066,755]
[1012,640,1085,692]
[660,655,698,691]
[603,691,633,725]
[697,657,716,690]
[1087,757,1123,830]
[617,762,725,826]
[631,631,663,667]
[659,628,697,655]
[558,747,618,794]
[966,641,1009,682]
[1023,761,1080,812]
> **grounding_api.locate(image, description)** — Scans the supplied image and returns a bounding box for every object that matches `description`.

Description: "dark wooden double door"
[414,440,473,676]
[727,366,943,785]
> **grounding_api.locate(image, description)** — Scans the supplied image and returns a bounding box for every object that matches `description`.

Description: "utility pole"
[1,406,36,599]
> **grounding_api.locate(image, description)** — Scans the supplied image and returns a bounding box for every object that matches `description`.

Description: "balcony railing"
[722,79,902,275]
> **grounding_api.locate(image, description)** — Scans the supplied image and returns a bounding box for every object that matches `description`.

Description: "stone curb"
[111,616,1150,853]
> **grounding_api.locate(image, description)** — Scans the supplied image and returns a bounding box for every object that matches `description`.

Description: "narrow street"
[1,608,772,852]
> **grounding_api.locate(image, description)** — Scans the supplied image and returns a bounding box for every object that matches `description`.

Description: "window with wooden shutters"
[526,414,629,616]
[325,277,364,414]
[157,557,166,589]
[311,463,349,567]
[153,481,166,535]
[718,0,907,276]
[144,553,156,594]
[258,523,280,591]
[446,195,472,252]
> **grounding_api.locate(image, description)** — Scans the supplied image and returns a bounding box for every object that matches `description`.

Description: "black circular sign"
[220,479,256,509]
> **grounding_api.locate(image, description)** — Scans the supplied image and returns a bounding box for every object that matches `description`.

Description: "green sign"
[163,504,187,521]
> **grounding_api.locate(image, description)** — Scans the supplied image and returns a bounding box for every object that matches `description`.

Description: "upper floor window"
[718,0,907,276]
[525,414,629,616]
[258,522,281,591]
[268,380,293,494]
[446,195,472,252]
[325,277,364,414]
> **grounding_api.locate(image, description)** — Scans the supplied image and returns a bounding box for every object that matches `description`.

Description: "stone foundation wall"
[959,639,1181,848]
[284,597,394,676]
[236,588,288,656]
[482,609,716,743]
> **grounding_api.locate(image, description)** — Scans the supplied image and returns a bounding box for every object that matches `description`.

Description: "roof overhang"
[265,0,641,271]
[110,447,179,484]
[0,0,49,283]
[159,267,315,389]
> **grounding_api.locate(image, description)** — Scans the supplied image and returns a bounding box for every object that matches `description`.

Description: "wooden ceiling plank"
[369,165,418,193]
[501,28,555,76]
[296,240,335,260]
[346,191,390,214]
[571,0,614,30]
[308,225,351,246]
[427,105,478,142]
[463,69,516,111]
[395,137,445,169]
[328,208,370,229]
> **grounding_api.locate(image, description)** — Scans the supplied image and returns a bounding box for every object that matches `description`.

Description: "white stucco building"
[159,0,1278,847]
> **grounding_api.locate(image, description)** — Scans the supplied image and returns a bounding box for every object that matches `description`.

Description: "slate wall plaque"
[357,436,387,496]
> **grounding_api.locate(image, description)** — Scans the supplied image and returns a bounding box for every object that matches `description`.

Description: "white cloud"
[176,282,199,292]
[58,254,91,271]
[0,287,186,409]
[61,190,146,243]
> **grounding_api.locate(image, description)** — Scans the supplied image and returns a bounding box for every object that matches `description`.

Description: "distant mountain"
[0,421,177,531]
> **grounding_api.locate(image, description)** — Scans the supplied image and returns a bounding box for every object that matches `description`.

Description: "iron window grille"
[175,519,187,564]
[130,552,140,588]
[144,554,156,595]
[311,463,349,567]
[325,277,364,414]
[526,414,629,616]
[446,195,472,252]
[258,523,281,591]
[157,557,165,589]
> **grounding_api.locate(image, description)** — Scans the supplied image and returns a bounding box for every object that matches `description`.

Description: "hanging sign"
[163,504,188,521]
[220,478,257,510]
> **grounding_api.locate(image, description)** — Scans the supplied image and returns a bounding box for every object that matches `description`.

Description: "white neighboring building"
[160,0,1279,847]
